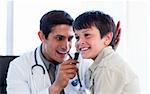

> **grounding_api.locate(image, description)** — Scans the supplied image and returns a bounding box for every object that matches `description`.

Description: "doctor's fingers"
[62,67,78,79]
[59,70,77,80]
[58,67,77,80]
[64,68,78,74]
[65,73,77,79]
[60,63,78,71]
[56,71,75,83]
[59,66,78,77]
[62,59,79,65]
[59,61,78,71]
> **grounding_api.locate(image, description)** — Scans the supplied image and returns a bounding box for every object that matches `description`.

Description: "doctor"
[7,10,121,94]
[6,10,91,94]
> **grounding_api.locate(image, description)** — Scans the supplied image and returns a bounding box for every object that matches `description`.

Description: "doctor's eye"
[55,35,65,41]
[68,36,73,42]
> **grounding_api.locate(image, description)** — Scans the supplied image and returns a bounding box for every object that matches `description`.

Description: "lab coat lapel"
[32,47,51,91]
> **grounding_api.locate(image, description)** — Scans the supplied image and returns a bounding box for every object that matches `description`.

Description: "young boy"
[73,11,140,94]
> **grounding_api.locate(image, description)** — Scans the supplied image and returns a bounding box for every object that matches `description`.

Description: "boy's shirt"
[88,46,140,94]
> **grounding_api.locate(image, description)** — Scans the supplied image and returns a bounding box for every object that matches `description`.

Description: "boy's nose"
[78,38,86,45]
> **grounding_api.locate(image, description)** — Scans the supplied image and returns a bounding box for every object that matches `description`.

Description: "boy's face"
[40,24,74,63]
[75,26,107,60]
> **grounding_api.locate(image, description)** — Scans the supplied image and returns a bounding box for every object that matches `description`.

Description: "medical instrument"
[68,52,86,94]
[31,48,45,75]
[71,79,79,86]
[74,52,82,88]
[31,47,46,92]
[68,52,81,87]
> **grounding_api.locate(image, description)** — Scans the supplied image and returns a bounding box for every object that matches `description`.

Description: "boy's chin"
[82,55,91,59]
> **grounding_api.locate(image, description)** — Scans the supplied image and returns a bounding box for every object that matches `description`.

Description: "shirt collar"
[39,44,57,71]
[89,46,114,73]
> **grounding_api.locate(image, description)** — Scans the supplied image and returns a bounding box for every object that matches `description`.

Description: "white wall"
[0,0,7,54]
[126,1,149,93]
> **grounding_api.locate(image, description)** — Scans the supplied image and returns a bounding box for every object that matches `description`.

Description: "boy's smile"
[75,26,107,60]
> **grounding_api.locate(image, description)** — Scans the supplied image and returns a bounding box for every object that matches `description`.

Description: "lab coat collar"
[36,46,51,85]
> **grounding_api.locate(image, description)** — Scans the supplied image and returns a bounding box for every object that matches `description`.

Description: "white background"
[0,0,149,93]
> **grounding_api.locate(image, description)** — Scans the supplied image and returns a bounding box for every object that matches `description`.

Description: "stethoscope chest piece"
[71,79,79,86]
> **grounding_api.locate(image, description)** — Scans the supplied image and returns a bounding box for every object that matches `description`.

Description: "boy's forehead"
[75,28,92,33]
[79,26,98,31]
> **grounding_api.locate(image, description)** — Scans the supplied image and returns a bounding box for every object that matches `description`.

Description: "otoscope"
[68,52,86,94]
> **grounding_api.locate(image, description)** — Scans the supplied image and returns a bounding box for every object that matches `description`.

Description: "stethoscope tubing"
[31,48,45,75]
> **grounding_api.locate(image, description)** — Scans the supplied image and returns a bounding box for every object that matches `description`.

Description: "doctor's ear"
[38,31,46,42]
[104,32,113,46]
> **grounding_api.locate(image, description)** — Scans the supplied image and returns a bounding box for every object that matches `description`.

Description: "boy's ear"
[104,32,113,45]
[38,31,46,42]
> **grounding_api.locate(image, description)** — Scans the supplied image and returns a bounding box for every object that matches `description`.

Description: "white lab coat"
[6,47,92,94]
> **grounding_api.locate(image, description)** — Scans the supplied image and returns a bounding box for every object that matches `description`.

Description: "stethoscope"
[31,47,45,75]
[31,46,86,93]
[31,47,46,92]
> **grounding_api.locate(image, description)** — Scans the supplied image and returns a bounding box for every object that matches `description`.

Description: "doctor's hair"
[40,10,74,39]
[73,10,116,49]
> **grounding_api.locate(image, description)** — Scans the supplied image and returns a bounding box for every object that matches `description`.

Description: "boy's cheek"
[75,44,79,51]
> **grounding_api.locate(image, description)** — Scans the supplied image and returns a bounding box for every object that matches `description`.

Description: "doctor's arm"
[7,61,31,94]
[114,21,121,50]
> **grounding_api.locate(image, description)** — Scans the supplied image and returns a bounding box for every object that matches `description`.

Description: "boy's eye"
[84,33,90,38]
[75,36,79,41]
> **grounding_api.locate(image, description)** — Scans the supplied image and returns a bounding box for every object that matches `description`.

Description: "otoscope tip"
[74,52,80,60]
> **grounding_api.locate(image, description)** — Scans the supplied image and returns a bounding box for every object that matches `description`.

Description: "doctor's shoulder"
[6,51,35,93]
[8,51,35,72]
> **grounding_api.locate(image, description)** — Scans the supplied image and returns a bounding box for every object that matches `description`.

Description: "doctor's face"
[40,24,74,63]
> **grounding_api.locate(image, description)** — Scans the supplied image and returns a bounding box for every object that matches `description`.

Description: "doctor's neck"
[40,44,59,65]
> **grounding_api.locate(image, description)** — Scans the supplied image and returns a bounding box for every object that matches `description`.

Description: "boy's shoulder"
[105,52,137,78]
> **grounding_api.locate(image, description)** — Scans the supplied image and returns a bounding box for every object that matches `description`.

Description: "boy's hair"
[73,11,116,49]
[40,10,74,39]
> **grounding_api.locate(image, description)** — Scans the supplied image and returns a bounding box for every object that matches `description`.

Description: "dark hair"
[40,10,74,39]
[73,11,116,49]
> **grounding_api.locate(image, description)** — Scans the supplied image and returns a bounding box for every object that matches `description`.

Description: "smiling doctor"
[6,10,92,94]
[6,10,121,94]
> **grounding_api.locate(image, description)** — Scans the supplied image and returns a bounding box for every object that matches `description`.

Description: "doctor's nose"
[61,40,71,52]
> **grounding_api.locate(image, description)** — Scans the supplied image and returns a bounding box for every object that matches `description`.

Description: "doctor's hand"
[49,59,79,94]
[114,21,121,50]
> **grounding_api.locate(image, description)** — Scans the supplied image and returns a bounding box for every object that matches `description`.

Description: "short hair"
[73,11,116,48]
[40,10,74,39]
